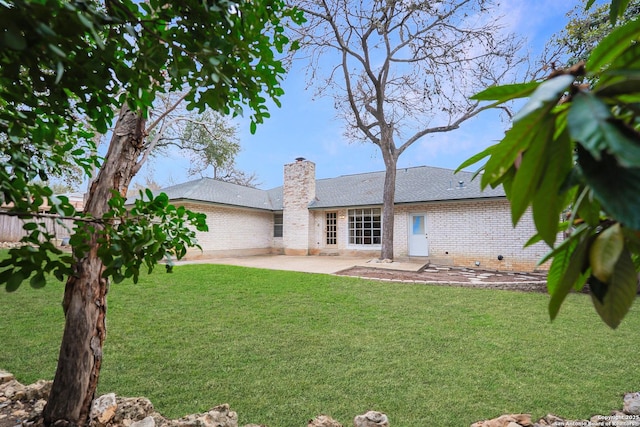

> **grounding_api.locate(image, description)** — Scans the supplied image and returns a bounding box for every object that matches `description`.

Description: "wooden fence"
[0,213,74,243]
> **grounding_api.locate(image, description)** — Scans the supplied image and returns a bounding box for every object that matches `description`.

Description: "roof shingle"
[158,165,505,211]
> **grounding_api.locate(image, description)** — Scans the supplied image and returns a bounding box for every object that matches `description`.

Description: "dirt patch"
[335,265,549,292]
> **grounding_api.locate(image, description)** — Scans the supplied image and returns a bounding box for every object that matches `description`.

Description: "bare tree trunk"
[44,104,146,426]
[380,137,398,261]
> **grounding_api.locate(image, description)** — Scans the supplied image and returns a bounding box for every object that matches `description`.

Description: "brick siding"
[395,200,551,271]
[180,202,275,259]
[175,160,552,271]
[309,200,552,271]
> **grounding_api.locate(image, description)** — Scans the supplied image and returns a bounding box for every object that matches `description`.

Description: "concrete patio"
[173,255,427,274]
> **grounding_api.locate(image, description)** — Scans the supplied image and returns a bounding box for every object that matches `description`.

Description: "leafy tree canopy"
[544,0,640,71]
[0,0,302,287]
[1,1,303,424]
[460,0,640,328]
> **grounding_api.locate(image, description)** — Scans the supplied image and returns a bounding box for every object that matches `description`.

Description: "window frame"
[326,211,337,246]
[273,212,283,238]
[347,207,382,247]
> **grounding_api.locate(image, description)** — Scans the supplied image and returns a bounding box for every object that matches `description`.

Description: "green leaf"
[6,270,25,292]
[77,12,94,30]
[576,190,602,227]
[524,233,543,248]
[509,116,555,226]
[55,61,64,84]
[512,75,575,123]
[595,43,640,91]
[47,43,66,58]
[23,222,39,231]
[569,92,640,167]
[479,112,538,188]
[591,248,638,328]
[470,81,540,103]
[548,233,591,320]
[577,145,640,230]
[30,273,47,289]
[3,26,27,50]
[0,268,14,287]
[456,144,495,174]
[610,38,640,69]
[588,274,608,303]
[609,0,632,24]
[540,226,591,267]
[595,72,640,97]
[532,128,573,246]
[587,18,640,72]
[568,92,610,155]
[590,223,624,282]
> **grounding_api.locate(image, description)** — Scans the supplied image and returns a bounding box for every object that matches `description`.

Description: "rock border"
[2,370,639,427]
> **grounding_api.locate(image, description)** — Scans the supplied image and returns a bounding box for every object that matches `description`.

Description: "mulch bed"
[335,265,550,292]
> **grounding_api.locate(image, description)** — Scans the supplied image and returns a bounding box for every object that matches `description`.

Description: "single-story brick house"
[159,158,550,271]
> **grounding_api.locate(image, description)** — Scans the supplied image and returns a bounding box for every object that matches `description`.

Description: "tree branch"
[0,209,104,224]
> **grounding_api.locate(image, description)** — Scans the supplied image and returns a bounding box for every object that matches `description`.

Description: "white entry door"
[408,213,429,256]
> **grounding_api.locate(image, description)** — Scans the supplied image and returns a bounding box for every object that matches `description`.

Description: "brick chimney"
[283,158,316,255]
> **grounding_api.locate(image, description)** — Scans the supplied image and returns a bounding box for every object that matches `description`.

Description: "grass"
[1,263,639,427]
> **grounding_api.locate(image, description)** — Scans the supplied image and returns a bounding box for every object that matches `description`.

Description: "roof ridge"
[316,164,466,182]
[182,177,210,199]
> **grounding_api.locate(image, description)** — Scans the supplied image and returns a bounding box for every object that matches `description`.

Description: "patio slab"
[173,255,426,274]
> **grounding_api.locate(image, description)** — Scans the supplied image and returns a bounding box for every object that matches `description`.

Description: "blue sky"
[142,0,588,190]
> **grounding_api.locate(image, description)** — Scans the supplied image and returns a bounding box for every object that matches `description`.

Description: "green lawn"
[1,263,638,427]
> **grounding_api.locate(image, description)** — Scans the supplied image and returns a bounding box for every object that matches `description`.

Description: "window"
[348,208,381,245]
[412,215,425,235]
[326,212,337,245]
[273,213,283,237]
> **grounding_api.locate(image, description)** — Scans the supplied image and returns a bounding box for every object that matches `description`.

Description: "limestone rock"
[512,414,532,426]
[91,393,118,426]
[353,411,388,427]
[23,379,52,401]
[131,416,156,427]
[308,414,343,427]
[113,397,156,424]
[0,371,14,385]
[11,408,29,419]
[534,414,564,426]
[470,414,532,427]
[624,392,640,415]
[174,403,238,427]
[0,379,26,400]
[30,399,47,419]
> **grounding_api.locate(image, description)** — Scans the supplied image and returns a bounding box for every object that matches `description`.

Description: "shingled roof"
[158,165,505,211]
[159,177,277,210]
[311,165,504,208]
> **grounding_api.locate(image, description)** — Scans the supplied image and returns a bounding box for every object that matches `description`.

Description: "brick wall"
[308,208,382,257]
[175,162,552,271]
[395,200,551,271]
[179,202,275,259]
[309,199,552,271]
